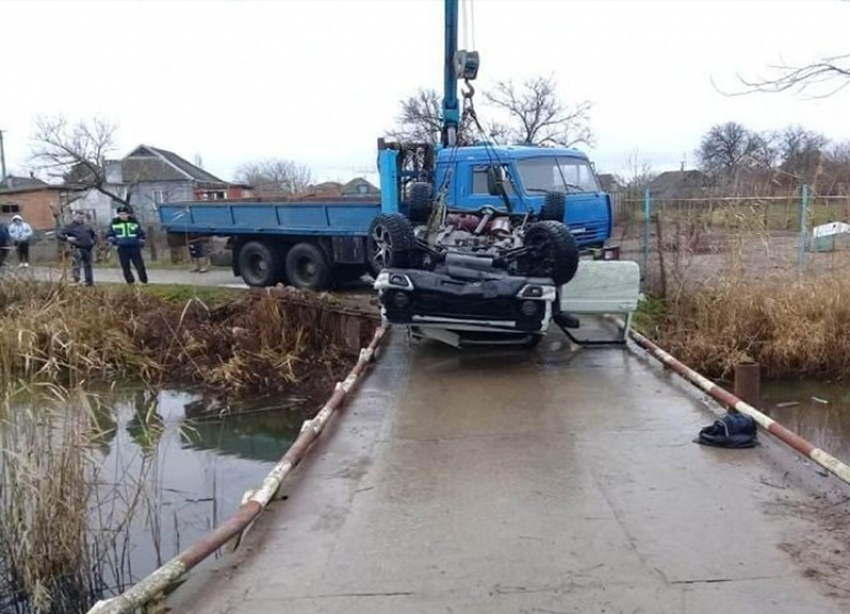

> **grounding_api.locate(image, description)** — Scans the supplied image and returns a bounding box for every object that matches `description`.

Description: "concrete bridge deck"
[168,330,850,614]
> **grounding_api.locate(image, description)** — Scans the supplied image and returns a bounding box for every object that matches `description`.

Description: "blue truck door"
[459,162,526,212]
[564,192,612,246]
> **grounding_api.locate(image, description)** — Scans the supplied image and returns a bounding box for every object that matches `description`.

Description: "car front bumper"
[374,269,557,339]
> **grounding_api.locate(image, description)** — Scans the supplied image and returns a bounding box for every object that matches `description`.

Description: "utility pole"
[0,129,7,181]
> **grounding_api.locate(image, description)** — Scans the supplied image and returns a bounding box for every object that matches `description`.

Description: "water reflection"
[0,384,310,613]
[762,380,850,462]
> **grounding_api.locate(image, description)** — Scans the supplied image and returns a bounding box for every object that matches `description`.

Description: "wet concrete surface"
[166,328,850,614]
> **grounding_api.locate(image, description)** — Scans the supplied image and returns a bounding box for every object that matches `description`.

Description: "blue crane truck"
[158,2,612,291]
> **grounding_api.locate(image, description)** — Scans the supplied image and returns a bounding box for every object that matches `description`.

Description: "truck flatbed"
[159,198,382,238]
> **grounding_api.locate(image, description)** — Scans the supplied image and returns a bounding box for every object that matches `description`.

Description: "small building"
[341,177,380,197]
[0,175,70,230]
[596,173,623,194]
[648,170,710,200]
[108,145,234,223]
[307,178,380,198]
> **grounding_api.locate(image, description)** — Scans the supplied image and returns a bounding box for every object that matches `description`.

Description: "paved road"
[167,330,850,614]
[15,264,247,288]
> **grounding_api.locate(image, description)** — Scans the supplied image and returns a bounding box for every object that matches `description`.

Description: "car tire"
[540,191,565,222]
[367,213,416,275]
[285,242,331,291]
[522,220,580,285]
[238,240,279,287]
[408,182,433,224]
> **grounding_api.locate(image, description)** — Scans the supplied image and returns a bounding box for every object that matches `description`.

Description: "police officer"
[106,206,148,284]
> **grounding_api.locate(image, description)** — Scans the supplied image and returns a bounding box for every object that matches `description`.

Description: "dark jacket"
[106,216,146,249]
[58,220,97,249]
[0,222,8,246]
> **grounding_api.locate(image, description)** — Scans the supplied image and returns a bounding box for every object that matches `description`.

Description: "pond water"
[762,380,850,463]
[0,385,311,613]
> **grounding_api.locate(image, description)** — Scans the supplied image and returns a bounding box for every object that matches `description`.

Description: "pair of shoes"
[198,268,209,273]
[23,263,29,268]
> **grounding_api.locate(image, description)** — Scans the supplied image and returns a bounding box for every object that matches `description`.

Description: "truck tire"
[522,220,579,285]
[367,213,416,275]
[408,182,433,224]
[540,191,565,222]
[285,242,331,291]
[238,240,279,287]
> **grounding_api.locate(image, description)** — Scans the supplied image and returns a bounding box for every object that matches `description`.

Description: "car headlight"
[389,274,412,288]
[391,291,411,309]
[520,300,539,317]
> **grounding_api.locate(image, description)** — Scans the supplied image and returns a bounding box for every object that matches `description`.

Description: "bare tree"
[483,76,593,148]
[738,54,850,98]
[387,88,443,145]
[234,159,313,197]
[29,115,132,209]
[823,140,850,194]
[773,125,828,183]
[616,149,656,198]
[696,122,768,177]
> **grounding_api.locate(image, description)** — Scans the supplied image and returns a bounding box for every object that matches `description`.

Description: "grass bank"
[635,274,850,381]
[0,278,374,400]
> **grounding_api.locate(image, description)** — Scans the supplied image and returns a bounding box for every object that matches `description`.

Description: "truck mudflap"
[374,268,557,345]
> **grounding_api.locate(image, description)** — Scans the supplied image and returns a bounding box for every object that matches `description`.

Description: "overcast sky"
[0,0,848,184]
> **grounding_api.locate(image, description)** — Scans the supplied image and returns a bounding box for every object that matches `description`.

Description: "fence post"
[642,188,651,280]
[798,183,809,277]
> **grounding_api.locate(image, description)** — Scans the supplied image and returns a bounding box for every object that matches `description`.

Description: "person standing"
[8,214,33,267]
[0,220,8,268]
[188,235,209,273]
[58,210,97,286]
[106,206,148,285]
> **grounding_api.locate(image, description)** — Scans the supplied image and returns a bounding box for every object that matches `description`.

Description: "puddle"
[0,385,312,613]
[762,380,850,462]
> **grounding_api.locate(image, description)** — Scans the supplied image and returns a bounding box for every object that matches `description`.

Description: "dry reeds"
[1,385,104,613]
[648,274,850,381]
[0,278,374,399]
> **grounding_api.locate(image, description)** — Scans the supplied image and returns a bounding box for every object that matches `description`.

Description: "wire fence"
[610,187,850,297]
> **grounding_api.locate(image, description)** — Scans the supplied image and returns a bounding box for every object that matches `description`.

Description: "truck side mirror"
[486,165,506,197]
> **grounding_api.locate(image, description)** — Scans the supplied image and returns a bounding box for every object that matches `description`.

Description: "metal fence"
[609,187,850,296]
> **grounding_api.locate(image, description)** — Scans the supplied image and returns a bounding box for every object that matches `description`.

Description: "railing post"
[642,188,651,280]
[798,183,809,277]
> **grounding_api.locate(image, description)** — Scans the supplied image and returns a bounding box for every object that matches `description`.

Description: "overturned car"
[370,174,582,347]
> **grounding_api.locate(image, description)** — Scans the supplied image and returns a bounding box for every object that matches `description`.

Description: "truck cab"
[412,145,611,249]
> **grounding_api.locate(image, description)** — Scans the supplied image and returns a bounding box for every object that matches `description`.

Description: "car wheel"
[522,220,580,285]
[367,213,416,275]
[408,182,433,224]
[540,191,565,222]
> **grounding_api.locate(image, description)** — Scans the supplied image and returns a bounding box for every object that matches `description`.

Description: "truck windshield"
[516,157,600,194]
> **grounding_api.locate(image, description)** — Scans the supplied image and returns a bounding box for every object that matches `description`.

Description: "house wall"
[128,181,194,224]
[70,189,115,228]
[0,189,62,230]
[227,185,253,199]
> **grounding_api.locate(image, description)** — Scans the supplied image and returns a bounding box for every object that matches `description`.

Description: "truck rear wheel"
[367,213,416,275]
[238,240,279,287]
[285,242,331,291]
